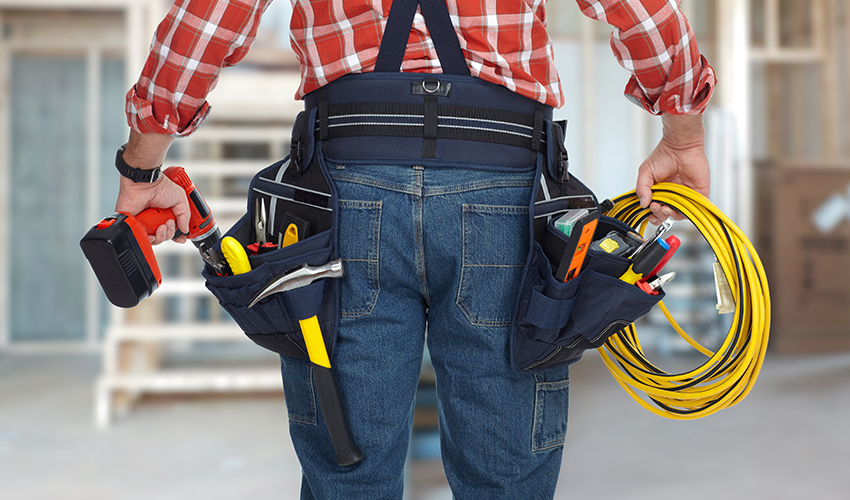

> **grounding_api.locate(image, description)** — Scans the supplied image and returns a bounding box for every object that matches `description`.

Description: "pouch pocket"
[202,219,338,359]
[510,214,665,373]
[202,150,341,360]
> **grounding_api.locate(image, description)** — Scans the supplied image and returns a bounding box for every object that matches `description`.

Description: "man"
[113,1,714,497]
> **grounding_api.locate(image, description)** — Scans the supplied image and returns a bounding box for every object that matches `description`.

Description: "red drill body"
[80,167,221,308]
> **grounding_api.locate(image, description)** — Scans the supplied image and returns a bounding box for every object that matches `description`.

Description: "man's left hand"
[635,113,710,225]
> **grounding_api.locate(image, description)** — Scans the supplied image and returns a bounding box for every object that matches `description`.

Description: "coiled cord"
[601,182,770,419]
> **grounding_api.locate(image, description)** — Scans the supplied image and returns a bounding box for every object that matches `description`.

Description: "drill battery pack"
[80,213,162,308]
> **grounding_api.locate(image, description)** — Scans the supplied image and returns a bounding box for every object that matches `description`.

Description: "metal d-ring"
[422,80,441,94]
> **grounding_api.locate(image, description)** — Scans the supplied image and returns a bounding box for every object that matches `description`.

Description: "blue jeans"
[281,158,571,499]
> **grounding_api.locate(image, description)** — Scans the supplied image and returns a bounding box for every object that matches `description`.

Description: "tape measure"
[600,183,770,420]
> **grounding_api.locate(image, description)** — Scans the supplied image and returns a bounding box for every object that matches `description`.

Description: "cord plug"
[713,261,735,314]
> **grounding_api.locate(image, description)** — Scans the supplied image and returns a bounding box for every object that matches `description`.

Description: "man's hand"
[116,176,189,244]
[635,113,710,225]
[114,130,188,244]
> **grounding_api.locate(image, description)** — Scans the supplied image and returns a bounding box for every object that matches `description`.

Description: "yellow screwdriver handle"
[619,266,642,285]
[221,236,252,275]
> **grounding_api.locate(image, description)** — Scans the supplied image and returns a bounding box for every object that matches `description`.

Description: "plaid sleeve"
[576,0,716,115]
[126,0,272,136]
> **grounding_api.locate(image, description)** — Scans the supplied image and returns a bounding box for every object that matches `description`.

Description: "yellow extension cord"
[600,183,771,420]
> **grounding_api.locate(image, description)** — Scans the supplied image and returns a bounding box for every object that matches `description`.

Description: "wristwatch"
[115,144,162,183]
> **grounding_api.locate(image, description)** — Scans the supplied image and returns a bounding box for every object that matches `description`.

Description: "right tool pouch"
[202,108,341,361]
[509,121,665,373]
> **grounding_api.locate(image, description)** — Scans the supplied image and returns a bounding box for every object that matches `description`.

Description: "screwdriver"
[648,235,681,277]
[221,236,252,275]
[619,238,670,285]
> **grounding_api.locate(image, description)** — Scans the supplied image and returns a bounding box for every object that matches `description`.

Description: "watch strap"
[115,144,162,183]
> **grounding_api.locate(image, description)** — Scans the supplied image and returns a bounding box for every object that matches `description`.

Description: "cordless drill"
[80,166,223,308]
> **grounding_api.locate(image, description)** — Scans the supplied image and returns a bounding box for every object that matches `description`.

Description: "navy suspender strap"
[417,0,470,76]
[374,0,470,76]
[373,0,419,73]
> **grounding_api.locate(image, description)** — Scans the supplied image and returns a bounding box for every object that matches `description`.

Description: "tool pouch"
[509,121,665,373]
[202,109,341,361]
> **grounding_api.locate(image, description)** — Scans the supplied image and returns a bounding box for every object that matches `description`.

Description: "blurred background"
[1,0,849,498]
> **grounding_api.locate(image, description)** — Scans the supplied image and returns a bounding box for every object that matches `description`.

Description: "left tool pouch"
[509,121,665,373]
[202,108,342,360]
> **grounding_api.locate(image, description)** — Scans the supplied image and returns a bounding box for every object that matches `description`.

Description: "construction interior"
[1,1,849,498]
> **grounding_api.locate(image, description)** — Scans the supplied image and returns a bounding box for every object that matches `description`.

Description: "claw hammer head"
[249,259,343,308]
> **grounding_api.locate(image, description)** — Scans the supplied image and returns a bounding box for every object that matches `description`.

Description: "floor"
[1,349,849,499]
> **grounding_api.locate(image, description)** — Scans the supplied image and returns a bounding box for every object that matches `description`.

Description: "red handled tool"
[636,272,677,295]
[80,166,222,308]
[649,235,680,276]
[247,198,277,255]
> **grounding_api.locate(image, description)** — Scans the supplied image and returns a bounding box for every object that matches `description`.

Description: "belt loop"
[531,102,544,152]
[290,111,306,173]
[319,87,329,152]
[553,120,570,183]
[530,102,545,163]
[421,80,439,158]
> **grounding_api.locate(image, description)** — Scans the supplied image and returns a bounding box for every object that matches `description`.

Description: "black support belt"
[315,101,549,153]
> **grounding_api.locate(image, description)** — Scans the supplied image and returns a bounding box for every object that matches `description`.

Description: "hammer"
[250,259,363,467]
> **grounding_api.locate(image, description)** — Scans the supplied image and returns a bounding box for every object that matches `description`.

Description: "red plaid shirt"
[127,0,716,137]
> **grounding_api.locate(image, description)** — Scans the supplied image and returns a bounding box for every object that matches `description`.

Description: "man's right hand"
[116,175,190,244]
[114,130,188,244]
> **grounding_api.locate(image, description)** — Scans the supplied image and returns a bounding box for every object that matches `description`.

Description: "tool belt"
[201,70,664,373]
[202,0,664,374]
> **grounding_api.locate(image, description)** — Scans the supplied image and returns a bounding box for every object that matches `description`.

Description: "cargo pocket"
[457,204,530,327]
[338,200,381,318]
[531,371,570,452]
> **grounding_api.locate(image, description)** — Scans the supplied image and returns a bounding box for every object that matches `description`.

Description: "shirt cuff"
[125,85,211,138]
[625,56,717,116]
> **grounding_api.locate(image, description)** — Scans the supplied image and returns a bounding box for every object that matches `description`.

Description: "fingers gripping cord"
[601,183,771,420]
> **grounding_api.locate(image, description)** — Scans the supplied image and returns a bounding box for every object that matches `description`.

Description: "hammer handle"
[313,365,364,466]
[299,315,363,467]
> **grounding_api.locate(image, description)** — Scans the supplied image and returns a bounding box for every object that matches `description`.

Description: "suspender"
[374,0,470,76]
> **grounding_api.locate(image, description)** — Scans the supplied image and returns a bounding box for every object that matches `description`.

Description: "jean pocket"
[338,200,382,318]
[457,204,530,327]
[532,372,570,452]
